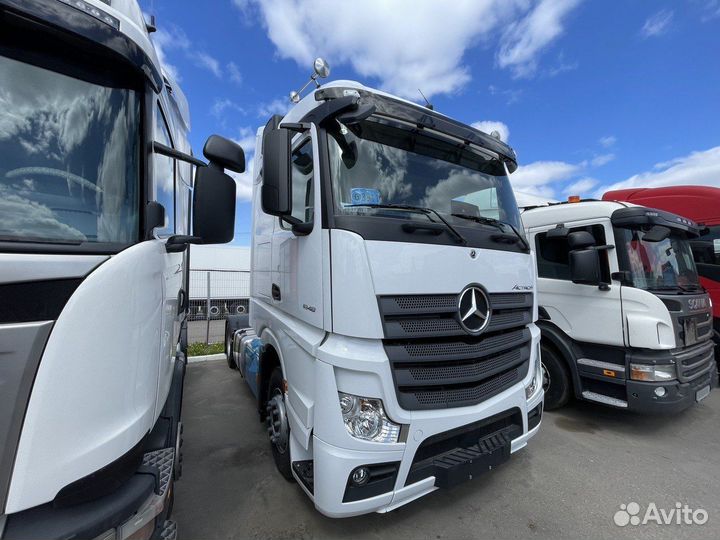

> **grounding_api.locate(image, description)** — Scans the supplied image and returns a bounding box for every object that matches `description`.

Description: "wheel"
[224,321,236,370]
[266,367,294,482]
[540,343,571,410]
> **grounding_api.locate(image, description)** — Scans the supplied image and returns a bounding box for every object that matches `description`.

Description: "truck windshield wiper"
[450,213,529,250]
[351,203,467,245]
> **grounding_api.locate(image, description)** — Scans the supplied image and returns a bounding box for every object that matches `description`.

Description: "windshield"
[616,227,700,291]
[327,117,522,232]
[0,55,140,247]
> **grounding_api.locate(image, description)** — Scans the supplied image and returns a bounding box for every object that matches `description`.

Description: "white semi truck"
[521,199,718,412]
[226,61,544,517]
[0,1,243,538]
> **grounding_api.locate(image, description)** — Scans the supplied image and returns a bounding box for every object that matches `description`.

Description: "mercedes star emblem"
[457,285,491,335]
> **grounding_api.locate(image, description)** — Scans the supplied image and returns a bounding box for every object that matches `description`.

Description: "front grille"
[379,292,533,410]
[673,340,715,383]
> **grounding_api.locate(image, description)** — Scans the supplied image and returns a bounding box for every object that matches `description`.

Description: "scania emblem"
[457,285,492,335]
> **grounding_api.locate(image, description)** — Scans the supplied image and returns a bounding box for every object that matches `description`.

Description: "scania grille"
[673,340,715,383]
[379,293,533,410]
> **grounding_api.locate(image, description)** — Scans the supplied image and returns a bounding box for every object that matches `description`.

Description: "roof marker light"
[568,195,581,203]
[57,0,120,30]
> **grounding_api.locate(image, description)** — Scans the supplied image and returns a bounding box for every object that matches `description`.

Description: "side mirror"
[192,165,236,244]
[203,135,245,173]
[546,224,569,239]
[261,126,292,216]
[569,249,601,285]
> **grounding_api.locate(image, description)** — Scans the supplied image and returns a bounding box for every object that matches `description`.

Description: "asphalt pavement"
[173,359,720,540]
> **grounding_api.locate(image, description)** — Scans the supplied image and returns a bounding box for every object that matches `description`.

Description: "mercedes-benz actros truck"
[521,199,718,413]
[0,1,243,538]
[225,60,544,517]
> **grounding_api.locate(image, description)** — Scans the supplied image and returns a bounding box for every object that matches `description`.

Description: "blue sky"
[140,0,720,246]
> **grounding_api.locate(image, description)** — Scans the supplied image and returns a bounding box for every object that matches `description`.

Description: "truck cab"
[522,200,717,413]
[0,1,241,538]
[227,70,544,517]
[604,186,720,365]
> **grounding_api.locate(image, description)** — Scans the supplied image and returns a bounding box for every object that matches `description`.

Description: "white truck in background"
[0,1,243,538]
[521,199,717,412]
[226,60,544,517]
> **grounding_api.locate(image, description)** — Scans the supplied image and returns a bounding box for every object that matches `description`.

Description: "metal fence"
[188,269,250,321]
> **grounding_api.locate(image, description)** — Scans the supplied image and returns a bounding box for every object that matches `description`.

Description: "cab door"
[152,102,183,416]
[530,220,624,347]
[270,126,324,329]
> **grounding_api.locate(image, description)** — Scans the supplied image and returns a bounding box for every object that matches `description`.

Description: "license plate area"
[696,385,711,402]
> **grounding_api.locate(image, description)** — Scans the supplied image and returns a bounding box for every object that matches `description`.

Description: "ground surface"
[187,320,225,345]
[174,360,720,540]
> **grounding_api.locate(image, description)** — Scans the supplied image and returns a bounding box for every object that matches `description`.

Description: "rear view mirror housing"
[261,126,292,216]
[203,135,246,173]
[569,249,602,286]
[192,165,236,244]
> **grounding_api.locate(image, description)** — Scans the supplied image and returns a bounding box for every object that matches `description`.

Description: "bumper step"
[582,390,628,408]
[160,520,177,540]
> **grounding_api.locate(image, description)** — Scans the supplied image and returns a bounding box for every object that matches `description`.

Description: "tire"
[266,367,294,482]
[224,321,236,369]
[541,343,571,410]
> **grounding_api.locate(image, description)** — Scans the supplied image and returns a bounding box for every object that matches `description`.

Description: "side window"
[153,105,175,236]
[536,224,609,281]
[290,140,314,224]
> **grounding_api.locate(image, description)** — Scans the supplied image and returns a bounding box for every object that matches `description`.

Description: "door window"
[536,224,610,281]
[289,139,314,224]
[153,105,175,236]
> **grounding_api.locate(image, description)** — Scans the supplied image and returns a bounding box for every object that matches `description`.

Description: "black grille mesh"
[380,292,532,410]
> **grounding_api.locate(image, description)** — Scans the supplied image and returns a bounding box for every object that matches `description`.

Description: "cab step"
[160,520,177,540]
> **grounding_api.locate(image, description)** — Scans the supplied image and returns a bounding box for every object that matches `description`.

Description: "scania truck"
[521,199,717,413]
[225,60,544,517]
[604,186,720,365]
[0,1,242,538]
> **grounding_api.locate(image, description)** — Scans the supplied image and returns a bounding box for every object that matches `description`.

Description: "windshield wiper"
[450,213,529,250]
[351,203,467,245]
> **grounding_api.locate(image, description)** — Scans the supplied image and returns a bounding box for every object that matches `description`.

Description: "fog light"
[351,466,370,486]
[654,387,667,398]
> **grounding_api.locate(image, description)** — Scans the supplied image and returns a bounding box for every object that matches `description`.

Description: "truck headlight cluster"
[525,351,543,400]
[338,392,400,443]
[629,363,676,382]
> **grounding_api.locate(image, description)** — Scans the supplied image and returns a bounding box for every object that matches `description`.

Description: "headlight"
[338,392,401,443]
[525,346,543,399]
[629,363,676,382]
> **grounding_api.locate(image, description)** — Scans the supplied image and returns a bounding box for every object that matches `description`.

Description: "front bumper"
[295,327,544,518]
[626,361,718,414]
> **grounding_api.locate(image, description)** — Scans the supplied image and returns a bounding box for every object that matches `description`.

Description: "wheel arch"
[537,320,582,398]
[258,328,285,420]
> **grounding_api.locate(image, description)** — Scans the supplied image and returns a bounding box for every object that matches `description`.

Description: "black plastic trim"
[342,462,400,503]
[0,279,82,323]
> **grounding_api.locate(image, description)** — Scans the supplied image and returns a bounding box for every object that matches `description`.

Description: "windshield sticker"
[350,188,381,205]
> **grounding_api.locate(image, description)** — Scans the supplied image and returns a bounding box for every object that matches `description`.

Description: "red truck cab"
[603,186,720,350]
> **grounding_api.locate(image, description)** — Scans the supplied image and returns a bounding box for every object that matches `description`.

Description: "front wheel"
[541,343,571,410]
[266,368,295,482]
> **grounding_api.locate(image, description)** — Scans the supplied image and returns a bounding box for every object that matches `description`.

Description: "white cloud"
[488,85,523,105]
[471,120,510,142]
[598,146,720,196]
[565,177,598,195]
[210,98,246,118]
[240,0,582,99]
[641,9,674,38]
[190,52,222,78]
[257,98,290,118]
[590,153,615,167]
[227,62,243,85]
[229,126,259,201]
[497,0,582,78]
[510,160,581,196]
[151,24,223,80]
[599,135,616,148]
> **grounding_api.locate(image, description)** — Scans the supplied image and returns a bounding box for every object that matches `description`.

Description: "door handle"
[271,283,281,301]
[177,289,187,316]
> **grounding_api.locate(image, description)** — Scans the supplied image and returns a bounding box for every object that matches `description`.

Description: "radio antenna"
[418,89,433,110]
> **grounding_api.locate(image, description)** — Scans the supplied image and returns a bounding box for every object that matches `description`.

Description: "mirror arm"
[153,141,206,167]
[281,122,312,133]
[281,216,313,236]
[165,234,202,253]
